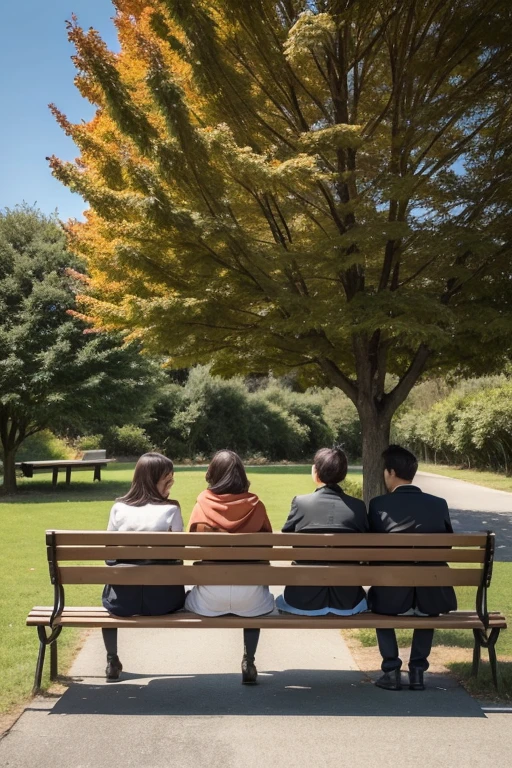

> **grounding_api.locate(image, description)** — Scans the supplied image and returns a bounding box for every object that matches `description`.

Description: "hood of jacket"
[192,489,269,533]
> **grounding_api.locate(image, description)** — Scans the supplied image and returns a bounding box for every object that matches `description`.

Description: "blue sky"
[0,1,119,222]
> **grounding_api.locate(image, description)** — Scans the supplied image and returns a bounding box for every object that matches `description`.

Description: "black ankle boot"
[409,668,425,691]
[374,669,402,691]
[241,655,258,685]
[105,654,123,681]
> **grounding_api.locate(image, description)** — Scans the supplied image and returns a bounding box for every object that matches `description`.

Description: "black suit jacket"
[367,485,457,616]
[281,484,369,611]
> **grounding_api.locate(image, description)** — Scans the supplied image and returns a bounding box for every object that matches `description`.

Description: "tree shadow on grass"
[1,479,133,505]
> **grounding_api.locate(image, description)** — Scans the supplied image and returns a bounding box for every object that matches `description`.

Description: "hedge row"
[393,380,512,474]
[79,366,362,462]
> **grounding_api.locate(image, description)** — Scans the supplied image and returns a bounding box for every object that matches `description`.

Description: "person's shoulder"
[162,501,181,511]
[418,491,448,507]
[292,491,316,505]
[369,493,388,507]
[110,500,126,516]
[341,490,366,509]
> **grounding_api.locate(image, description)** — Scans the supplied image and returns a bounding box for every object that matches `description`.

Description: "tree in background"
[50,1,512,499]
[0,206,163,493]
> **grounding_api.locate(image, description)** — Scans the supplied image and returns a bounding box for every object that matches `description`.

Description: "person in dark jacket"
[276,446,369,615]
[369,445,457,692]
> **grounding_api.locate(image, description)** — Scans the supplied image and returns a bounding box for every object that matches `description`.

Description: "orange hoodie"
[188,489,272,533]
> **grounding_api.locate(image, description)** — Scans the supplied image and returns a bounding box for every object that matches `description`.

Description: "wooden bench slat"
[50,531,489,547]
[27,607,504,615]
[58,564,483,587]
[54,545,486,563]
[27,606,506,629]
[26,609,507,630]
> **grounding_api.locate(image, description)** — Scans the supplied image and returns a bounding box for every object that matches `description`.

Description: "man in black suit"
[368,445,457,692]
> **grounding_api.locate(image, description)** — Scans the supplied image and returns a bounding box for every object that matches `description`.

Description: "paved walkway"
[2,627,512,768]
[416,471,512,560]
[2,473,512,768]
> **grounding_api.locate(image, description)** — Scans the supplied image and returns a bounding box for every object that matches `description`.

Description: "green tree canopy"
[50,1,512,498]
[0,205,163,493]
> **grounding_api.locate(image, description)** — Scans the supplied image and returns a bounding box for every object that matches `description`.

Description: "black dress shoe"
[409,669,425,691]
[241,656,258,685]
[105,654,123,681]
[374,670,402,691]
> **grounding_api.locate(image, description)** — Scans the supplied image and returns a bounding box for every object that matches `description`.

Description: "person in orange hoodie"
[185,450,274,684]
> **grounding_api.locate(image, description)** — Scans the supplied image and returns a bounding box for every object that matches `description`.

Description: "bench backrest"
[81,450,106,460]
[46,531,493,590]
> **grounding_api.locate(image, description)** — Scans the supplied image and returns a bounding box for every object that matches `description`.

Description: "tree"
[49,1,512,500]
[0,206,163,493]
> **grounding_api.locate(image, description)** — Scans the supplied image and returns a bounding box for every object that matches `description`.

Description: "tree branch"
[316,357,359,403]
[383,343,431,415]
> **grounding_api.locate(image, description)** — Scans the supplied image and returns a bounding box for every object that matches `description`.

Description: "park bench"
[16,451,114,486]
[27,530,506,693]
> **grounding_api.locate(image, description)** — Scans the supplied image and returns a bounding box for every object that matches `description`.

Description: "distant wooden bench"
[27,531,506,693]
[16,452,114,486]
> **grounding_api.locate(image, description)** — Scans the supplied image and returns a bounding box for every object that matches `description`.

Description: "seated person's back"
[277,446,369,616]
[368,463,456,616]
[185,449,274,617]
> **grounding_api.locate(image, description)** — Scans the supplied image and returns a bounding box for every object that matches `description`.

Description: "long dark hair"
[118,452,176,506]
[206,450,250,495]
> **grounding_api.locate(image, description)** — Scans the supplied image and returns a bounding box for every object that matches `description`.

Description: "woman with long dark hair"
[185,450,274,684]
[101,452,186,680]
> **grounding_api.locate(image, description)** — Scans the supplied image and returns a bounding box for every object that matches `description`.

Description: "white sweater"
[107,501,184,532]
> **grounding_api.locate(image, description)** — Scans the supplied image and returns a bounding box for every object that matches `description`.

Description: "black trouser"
[376,628,435,672]
[102,627,261,661]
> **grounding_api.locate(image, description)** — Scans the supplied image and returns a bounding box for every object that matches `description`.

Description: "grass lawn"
[0,463,362,715]
[419,463,512,494]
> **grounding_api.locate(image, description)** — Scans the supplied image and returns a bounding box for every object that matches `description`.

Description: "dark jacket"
[367,484,457,616]
[281,484,369,612]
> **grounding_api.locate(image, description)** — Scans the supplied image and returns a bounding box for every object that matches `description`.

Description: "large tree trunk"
[358,406,391,504]
[321,342,430,505]
[1,447,17,494]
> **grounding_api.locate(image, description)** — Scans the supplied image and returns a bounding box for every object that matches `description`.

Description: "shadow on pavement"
[450,509,512,562]
[48,669,485,718]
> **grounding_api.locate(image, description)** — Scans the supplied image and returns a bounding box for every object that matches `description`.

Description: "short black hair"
[314,446,348,485]
[382,444,418,482]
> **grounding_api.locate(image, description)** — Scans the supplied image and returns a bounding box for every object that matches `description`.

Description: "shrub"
[76,434,103,452]
[15,430,73,461]
[393,378,512,473]
[104,425,153,458]
[320,388,361,461]
[341,476,363,500]
[146,366,338,462]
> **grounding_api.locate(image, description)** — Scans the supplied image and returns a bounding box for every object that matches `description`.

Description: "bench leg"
[65,466,72,485]
[93,465,101,482]
[50,638,58,681]
[33,626,63,694]
[487,628,501,690]
[52,467,59,486]
[472,629,482,677]
[471,627,501,690]
[33,628,47,694]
